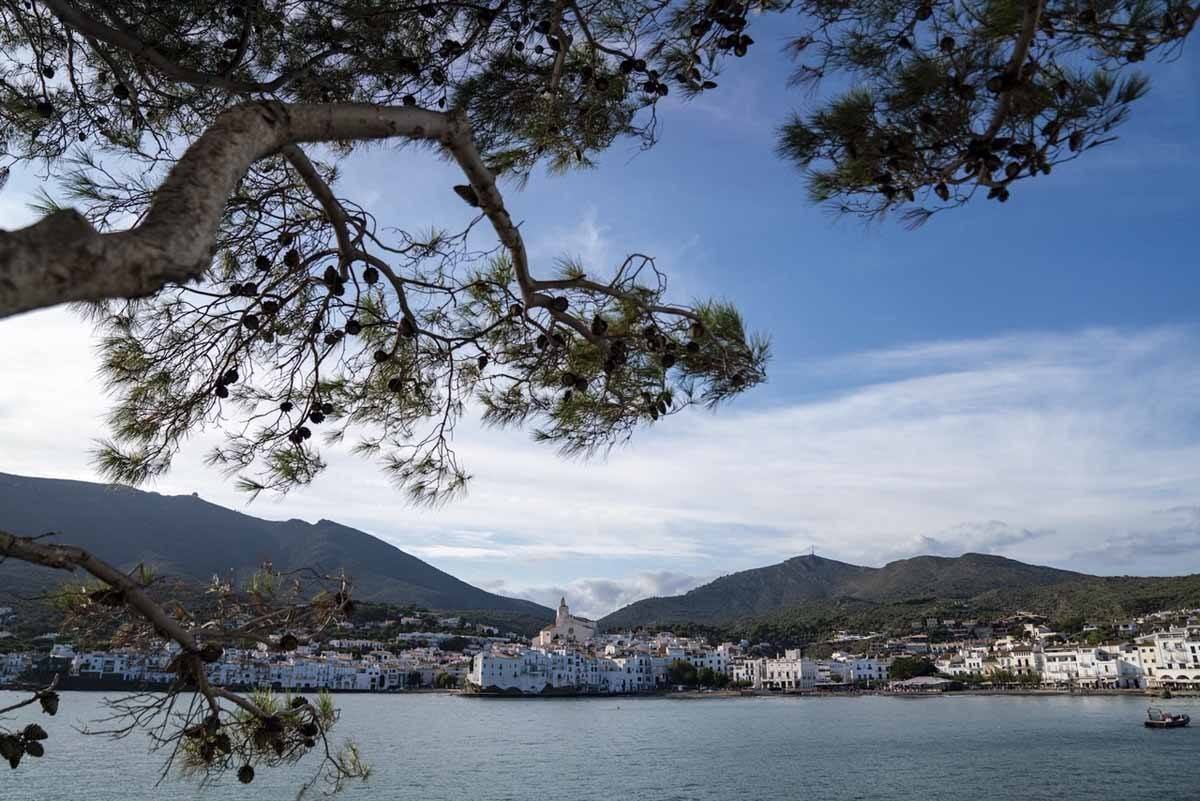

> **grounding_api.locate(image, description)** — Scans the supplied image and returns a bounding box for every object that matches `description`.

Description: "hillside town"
[0,606,498,692]
[3,598,1200,696]
[469,599,1200,694]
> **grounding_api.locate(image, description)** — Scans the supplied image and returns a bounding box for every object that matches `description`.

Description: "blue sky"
[1,19,1199,617]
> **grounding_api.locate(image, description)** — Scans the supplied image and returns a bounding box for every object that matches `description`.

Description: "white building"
[995,645,1042,677]
[467,647,656,694]
[734,650,817,690]
[832,655,890,683]
[1137,628,1200,689]
[1040,646,1144,688]
[934,646,991,677]
[534,598,597,648]
[1,652,31,681]
[659,643,735,676]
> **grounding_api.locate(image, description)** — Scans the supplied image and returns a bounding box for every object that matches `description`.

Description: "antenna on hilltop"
[810,545,815,557]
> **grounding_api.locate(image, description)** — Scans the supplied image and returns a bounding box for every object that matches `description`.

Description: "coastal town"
[3,598,1200,696]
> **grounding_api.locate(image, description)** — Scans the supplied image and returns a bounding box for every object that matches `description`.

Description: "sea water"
[1,691,1196,800]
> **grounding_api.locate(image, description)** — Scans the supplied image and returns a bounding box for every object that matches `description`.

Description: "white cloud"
[4,310,1200,616]
[482,571,710,620]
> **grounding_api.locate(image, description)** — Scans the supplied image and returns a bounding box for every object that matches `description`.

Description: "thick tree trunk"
[0,102,523,319]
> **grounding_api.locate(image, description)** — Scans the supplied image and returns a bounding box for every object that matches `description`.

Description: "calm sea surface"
[2,691,1198,800]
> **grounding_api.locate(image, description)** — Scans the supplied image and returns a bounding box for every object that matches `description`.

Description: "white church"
[534,597,597,647]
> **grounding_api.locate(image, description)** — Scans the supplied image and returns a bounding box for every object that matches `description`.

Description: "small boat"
[1145,707,1190,729]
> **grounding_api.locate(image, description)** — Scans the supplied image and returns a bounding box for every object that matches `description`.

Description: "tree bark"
[0,102,522,320]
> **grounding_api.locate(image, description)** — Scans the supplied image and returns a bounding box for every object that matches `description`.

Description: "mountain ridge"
[0,471,551,620]
[597,551,1196,631]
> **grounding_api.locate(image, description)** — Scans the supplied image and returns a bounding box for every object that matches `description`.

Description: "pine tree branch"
[0,102,510,319]
[40,0,338,94]
[281,144,354,274]
[0,676,58,718]
[0,529,203,652]
[982,0,1046,140]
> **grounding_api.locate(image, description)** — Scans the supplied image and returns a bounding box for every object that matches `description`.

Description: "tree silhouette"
[0,0,769,791]
[774,0,1195,224]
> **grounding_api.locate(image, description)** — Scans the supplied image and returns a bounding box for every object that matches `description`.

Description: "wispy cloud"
[5,310,1200,615]
[876,521,1052,564]
[528,206,612,269]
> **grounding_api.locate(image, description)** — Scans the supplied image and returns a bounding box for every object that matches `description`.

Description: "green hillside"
[598,553,1200,635]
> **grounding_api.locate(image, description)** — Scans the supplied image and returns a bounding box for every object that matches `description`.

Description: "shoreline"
[663,688,1192,699]
[5,685,1194,700]
[464,686,1198,700]
[0,682,460,696]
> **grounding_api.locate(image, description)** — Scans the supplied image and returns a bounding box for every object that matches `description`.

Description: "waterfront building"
[1039,646,1144,689]
[827,654,891,683]
[467,647,656,694]
[1113,644,1147,688]
[659,643,735,676]
[735,650,817,690]
[1136,628,1200,690]
[1,651,31,681]
[996,645,1043,677]
[944,646,990,676]
[1041,647,1081,686]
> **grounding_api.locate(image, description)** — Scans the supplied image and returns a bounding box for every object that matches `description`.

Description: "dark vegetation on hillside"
[600,553,1200,645]
[0,472,551,627]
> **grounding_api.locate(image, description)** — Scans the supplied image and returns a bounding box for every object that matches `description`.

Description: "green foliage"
[696,666,728,687]
[0,0,770,504]
[771,0,1189,220]
[889,657,938,681]
[87,232,765,503]
[174,688,364,793]
[668,659,698,686]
